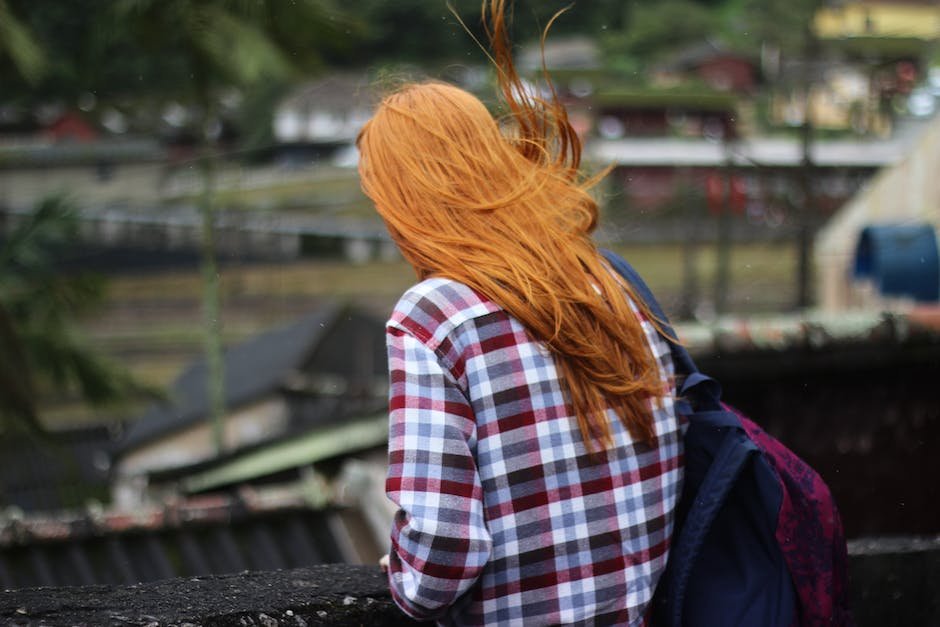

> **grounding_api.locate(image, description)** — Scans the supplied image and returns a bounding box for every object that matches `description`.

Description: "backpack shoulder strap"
[600,248,720,409]
[600,248,677,342]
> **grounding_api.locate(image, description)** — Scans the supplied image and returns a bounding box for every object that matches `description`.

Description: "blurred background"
[0,0,938,609]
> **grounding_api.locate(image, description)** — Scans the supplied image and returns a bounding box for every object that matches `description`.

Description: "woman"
[357,2,683,624]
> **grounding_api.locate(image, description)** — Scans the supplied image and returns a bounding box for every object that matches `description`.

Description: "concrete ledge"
[0,565,427,626]
[2,538,939,626]
[848,536,940,627]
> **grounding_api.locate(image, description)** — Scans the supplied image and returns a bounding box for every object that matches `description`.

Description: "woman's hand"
[379,554,390,573]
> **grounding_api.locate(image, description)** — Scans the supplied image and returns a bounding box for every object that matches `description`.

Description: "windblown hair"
[357,0,667,448]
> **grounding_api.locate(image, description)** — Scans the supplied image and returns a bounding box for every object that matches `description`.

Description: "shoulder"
[388,277,503,352]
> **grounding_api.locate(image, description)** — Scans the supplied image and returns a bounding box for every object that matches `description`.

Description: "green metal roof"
[182,413,388,494]
[593,88,738,111]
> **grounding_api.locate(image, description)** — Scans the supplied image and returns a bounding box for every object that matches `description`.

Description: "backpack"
[601,249,853,627]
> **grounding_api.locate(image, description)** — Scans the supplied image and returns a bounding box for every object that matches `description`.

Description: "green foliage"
[0,197,158,437]
[332,0,477,66]
[0,0,171,104]
[116,0,357,87]
[601,1,722,67]
[332,0,646,68]
[0,0,826,107]
[0,0,46,84]
[1,0,359,110]
[235,79,296,160]
[739,0,820,55]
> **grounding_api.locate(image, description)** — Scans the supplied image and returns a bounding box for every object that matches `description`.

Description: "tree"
[601,0,721,67]
[115,0,354,453]
[0,197,155,437]
[332,0,637,69]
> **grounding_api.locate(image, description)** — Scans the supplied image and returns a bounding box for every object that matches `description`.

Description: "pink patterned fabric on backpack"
[735,407,853,626]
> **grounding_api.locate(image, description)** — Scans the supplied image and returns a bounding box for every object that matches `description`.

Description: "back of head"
[358,80,595,277]
[357,1,665,449]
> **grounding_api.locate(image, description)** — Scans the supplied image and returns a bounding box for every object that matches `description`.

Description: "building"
[651,41,760,94]
[814,0,940,41]
[112,304,389,507]
[273,74,377,149]
[588,133,914,235]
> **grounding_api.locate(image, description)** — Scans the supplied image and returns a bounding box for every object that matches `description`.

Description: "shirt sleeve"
[384,325,492,621]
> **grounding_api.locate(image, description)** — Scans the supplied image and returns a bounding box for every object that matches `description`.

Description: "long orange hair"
[357,0,665,449]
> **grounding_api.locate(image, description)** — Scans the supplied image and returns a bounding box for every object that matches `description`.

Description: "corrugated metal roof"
[181,414,388,494]
[0,489,373,589]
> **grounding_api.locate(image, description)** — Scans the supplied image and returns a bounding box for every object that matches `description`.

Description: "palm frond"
[0,196,163,438]
[0,303,42,437]
[191,6,295,85]
[22,323,161,404]
[0,195,79,276]
[0,0,47,84]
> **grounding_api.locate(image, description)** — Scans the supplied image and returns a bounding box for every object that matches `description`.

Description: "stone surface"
[3,541,939,626]
[848,536,940,627]
[0,565,427,626]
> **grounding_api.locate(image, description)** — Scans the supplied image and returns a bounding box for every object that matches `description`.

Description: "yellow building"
[814,1,940,41]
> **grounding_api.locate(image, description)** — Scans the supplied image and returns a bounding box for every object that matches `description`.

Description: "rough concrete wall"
[815,115,940,311]
[700,337,940,538]
[2,545,939,626]
[0,564,427,626]
[848,536,940,627]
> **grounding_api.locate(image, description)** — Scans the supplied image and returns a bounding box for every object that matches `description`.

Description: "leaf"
[189,6,295,86]
[0,304,42,437]
[0,0,47,84]
[0,195,163,439]
[0,194,79,278]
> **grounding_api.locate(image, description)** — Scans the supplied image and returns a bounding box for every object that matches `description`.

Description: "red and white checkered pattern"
[385,277,684,626]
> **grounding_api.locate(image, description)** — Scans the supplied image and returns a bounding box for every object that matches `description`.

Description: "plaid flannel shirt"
[385,276,684,626]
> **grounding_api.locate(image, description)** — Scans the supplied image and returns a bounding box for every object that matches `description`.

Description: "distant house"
[113,304,389,507]
[518,36,602,73]
[591,87,739,140]
[590,133,904,225]
[273,74,377,147]
[652,41,759,94]
[814,0,940,41]
[792,0,940,135]
[0,112,167,211]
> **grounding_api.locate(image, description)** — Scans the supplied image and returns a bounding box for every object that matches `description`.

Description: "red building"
[652,42,760,94]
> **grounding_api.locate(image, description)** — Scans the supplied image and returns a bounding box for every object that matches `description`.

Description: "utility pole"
[195,72,226,457]
[714,138,734,317]
[679,168,700,321]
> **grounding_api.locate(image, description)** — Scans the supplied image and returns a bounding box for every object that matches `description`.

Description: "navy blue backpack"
[602,250,852,627]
